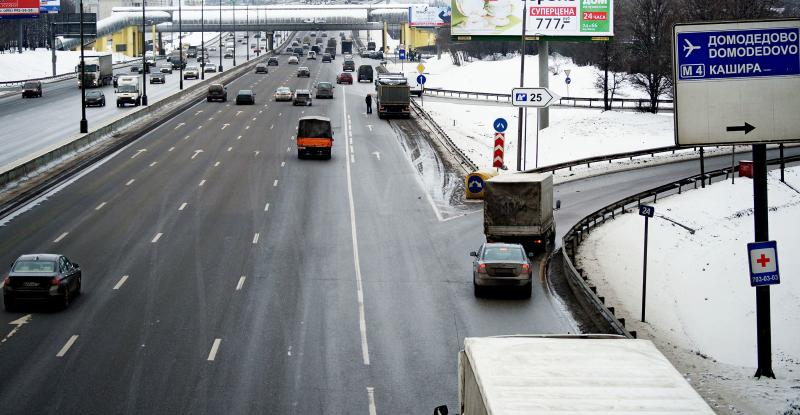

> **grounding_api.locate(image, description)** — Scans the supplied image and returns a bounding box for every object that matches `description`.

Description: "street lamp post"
[141,0,148,106]
[246,0,249,61]
[79,0,87,133]
[179,0,183,90]
[232,1,237,67]
[201,0,205,80]
[218,0,223,72]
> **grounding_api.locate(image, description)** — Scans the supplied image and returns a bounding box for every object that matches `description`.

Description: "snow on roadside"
[576,167,800,414]
[0,49,135,82]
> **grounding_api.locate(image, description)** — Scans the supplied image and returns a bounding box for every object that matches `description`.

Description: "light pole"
[79,0,87,133]
[246,0,249,61]
[178,0,183,90]
[201,0,205,79]
[141,0,148,106]
[232,1,236,67]
[218,0,223,71]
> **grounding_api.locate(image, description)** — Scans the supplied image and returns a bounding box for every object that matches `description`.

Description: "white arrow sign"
[131,149,147,159]
[2,314,31,345]
[372,151,381,160]
[221,123,230,130]
[191,149,204,159]
[511,87,557,108]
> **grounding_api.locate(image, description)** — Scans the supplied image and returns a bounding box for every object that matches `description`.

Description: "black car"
[3,254,82,310]
[207,83,228,102]
[321,53,332,63]
[21,81,42,98]
[358,65,373,83]
[130,64,150,74]
[255,63,268,74]
[149,72,166,84]
[343,60,355,72]
[267,57,279,66]
[85,90,106,107]
[236,89,256,105]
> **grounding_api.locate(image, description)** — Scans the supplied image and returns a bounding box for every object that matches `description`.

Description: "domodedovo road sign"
[673,20,800,146]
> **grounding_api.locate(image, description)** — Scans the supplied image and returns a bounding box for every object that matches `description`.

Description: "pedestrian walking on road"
[365,93,373,114]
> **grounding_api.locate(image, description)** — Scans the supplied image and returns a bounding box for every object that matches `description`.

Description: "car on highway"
[183,66,200,79]
[288,56,299,64]
[293,89,312,106]
[311,45,320,54]
[343,59,355,72]
[470,243,533,298]
[149,72,166,84]
[209,45,217,51]
[3,254,82,311]
[267,57,279,66]
[336,72,353,84]
[131,63,150,74]
[224,50,234,59]
[358,65,373,82]
[206,84,228,102]
[159,63,173,74]
[204,65,217,73]
[321,33,327,37]
[321,53,332,63]
[255,63,268,74]
[236,89,256,105]
[274,86,292,101]
[85,90,106,107]
[21,81,42,98]
[297,67,311,77]
[307,51,316,60]
[315,82,334,99]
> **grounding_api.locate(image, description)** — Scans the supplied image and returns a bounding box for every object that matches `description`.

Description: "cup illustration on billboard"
[486,0,513,27]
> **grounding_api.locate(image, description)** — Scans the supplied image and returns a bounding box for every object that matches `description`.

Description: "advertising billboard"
[40,0,60,13]
[0,0,41,19]
[409,5,452,28]
[451,0,613,40]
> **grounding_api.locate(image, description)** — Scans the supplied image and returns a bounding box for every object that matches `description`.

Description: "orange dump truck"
[297,116,334,159]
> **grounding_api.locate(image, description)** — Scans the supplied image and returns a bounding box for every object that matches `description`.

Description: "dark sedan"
[236,89,256,105]
[3,254,82,310]
[470,243,533,298]
[255,63,268,74]
[85,90,106,107]
[267,57,279,66]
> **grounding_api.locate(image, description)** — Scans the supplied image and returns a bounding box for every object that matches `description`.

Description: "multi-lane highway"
[0,37,260,169]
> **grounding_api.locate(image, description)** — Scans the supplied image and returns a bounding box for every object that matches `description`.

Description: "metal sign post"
[638,204,655,322]
[493,118,508,170]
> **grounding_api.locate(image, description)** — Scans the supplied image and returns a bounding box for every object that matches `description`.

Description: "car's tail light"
[2,276,9,286]
[404,106,410,112]
[477,263,486,273]
[50,276,60,286]
[521,263,530,273]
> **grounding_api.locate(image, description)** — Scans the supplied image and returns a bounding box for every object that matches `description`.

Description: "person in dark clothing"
[365,94,372,114]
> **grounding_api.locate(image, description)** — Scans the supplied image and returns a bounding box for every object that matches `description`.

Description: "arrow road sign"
[493,132,505,168]
[493,118,508,133]
[467,175,485,194]
[511,87,556,108]
[727,122,756,134]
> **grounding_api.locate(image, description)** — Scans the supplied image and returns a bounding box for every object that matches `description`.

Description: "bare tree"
[681,0,781,20]
[627,0,676,113]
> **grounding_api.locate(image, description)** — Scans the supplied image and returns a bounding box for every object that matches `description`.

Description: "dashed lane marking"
[151,233,163,243]
[113,275,129,290]
[53,232,68,243]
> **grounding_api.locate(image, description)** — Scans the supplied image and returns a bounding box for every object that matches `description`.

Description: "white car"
[288,56,299,64]
[274,86,293,101]
[183,66,200,79]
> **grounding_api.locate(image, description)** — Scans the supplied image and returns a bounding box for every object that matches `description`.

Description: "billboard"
[451,0,613,40]
[409,5,451,28]
[0,0,41,19]
[40,0,59,13]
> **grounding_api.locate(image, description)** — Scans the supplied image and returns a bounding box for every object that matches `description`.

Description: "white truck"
[115,75,141,107]
[76,53,113,88]
[434,335,715,415]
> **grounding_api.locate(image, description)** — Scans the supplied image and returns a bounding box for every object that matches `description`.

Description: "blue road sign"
[747,241,780,287]
[638,205,655,218]
[676,27,800,81]
[514,92,528,102]
[493,118,508,133]
[399,49,406,60]
[467,175,485,194]
[565,77,572,85]
[416,74,427,85]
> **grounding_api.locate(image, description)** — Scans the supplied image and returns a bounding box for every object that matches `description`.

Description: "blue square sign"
[747,240,780,287]
[515,93,528,102]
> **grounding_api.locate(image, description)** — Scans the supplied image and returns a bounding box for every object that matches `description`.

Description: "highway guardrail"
[422,88,674,111]
[559,153,800,338]
[409,99,478,175]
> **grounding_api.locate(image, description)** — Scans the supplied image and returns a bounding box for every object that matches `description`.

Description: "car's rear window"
[23,82,38,89]
[209,85,224,92]
[298,119,332,138]
[13,260,56,273]
[483,246,525,262]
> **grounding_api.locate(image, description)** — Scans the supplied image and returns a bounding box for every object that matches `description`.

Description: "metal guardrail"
[559,153,800,338]
[409,99,478,175]
[422,88,674,111]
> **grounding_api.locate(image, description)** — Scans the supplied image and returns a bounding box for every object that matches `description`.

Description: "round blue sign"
[493,118,508,133]
[565,77,572,85]
[416,74,427,85]
[467,174,485,194]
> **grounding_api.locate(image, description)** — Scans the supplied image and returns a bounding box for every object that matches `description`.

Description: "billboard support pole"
[516,0,527,172]
[538,39,549,130]
[17,20,23,53]
[79,0,87,134]
[51,22,56,77]
[752,143,775,379]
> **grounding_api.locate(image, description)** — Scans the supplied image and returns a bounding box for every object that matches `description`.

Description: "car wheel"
[76,277,82,296]
[60,288,70,309]
[473,283,484,298]
[3,295,16,312]
[521,283,532,299]
[297,150,304,159]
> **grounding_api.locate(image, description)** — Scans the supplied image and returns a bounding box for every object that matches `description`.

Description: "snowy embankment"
[0,49,135,82]
[576,168,800,414]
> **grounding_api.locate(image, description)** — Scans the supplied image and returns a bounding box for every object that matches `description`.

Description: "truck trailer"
[484,173,555,252]
[341,39,353,54]
[435,336,715,415]
[76,53,113,88]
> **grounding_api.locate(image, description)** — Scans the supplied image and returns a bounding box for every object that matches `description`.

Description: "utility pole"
[201,0,205,80]
[179,0,183,90]
[516,0,527,171]
[79,0,87,133]
[141,0,148,106]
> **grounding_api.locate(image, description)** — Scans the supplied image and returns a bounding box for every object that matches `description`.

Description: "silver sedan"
[470,243,533,298]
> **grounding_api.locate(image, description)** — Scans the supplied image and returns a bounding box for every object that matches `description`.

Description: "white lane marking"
[131,149,147,159]
[270,124,274,130]
[2,314,31,345]
[195,110,203,116]
[168,146,175,152]
[236,276,246,291]
[179,202,187,211]
[236,110,243,116]
[264,202,270,212]
[53,232,68,243]
[56,335,79,357]
[191,149,204,159]
[252,233,260,244]
[184,135,190,140]
[113,275,129,290]
[95,202,106,211]
[288,346,292,356]
[254,151,260,156]
[367,387,377,415]
[149,161,158,167]
[126,179,135,186]
[372,152,381,160]
[278,112,282,116]
[286,147,290,152]
[273,180,278,187]
[151,233,163,243]
[199,179,206,186]
[221,123,230,130]
[367,124,373,132]
[237,135,242,140]
[207,338,222,361]
[252,117,257,121]
[214,161,220,167]
[281,161,285,167]
[343,91,370,365]
[197,125,203,130]
[245,125,250,130]
[227,147,233,152]
[174,122,186,130]
[208,117,214,121]
[259,110,263,114]
[290,135,295,141]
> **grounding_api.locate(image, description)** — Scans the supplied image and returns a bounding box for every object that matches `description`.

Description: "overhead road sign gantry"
[673,19,800,146]
[511,87,556,108]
